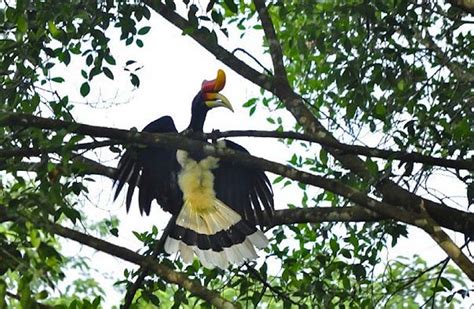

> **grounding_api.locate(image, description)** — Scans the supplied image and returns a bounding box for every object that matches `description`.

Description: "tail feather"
[164,198,268,269]
[179,241,193,264]
[248,230,269,249]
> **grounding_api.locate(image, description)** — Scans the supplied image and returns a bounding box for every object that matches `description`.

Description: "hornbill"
[113,70,274,269]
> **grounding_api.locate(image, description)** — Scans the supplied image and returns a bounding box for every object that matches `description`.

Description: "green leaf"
[130,73,140,87]
[89,66,102,80]
[104,54,116,65]
[374,102,386,118]
[110,228,119,237]
[319,149,328,166]
[242,98,257,108]
[92,296,101,307]
[346,103,357,119]
[249,105,256,116]
[48,20,60,38]
[71,182,82,195]
[86,54,93,66]
[330,238,339,253]
[62,207,81,223]
[52,77,65,83]
[223,0,238,13]
[59,50,71,65]
[273,176,284,184]
[80,82,90,97]
[103,67,114,80]
[36,290,48,300]
[352,264,366,279]
[341,249,352,259]
[453,118,469,139]
[440,277,453,290]
[16,15,27,33]
[397,79,406,91]
[138,26,151,35]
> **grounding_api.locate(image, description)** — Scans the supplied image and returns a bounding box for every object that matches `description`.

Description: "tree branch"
[0,141,117,158]
[448,0,474,15]
[4,130,471,170]
[271,206,386,227]
[416,201,474,280]
[253,0,288,83]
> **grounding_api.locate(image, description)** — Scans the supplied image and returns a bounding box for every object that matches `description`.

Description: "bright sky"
[45,8,471,308]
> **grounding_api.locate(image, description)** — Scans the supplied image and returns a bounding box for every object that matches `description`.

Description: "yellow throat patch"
[177,150,219,214]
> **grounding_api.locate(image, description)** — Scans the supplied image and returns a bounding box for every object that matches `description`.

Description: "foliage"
[0,0,472,308]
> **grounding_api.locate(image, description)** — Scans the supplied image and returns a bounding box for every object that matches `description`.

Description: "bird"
[113,69,274,269]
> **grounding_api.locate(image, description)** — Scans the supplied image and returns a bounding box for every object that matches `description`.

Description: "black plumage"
[113,70,274,269]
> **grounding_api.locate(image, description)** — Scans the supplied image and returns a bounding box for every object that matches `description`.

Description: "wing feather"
[213,140,274,227]
[113,116,182,215]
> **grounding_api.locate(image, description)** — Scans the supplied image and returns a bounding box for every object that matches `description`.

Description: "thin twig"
[232,48,272,75]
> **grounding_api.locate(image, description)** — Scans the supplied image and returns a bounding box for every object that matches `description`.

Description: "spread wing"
[113,116,182,216]
[213,140,274,227]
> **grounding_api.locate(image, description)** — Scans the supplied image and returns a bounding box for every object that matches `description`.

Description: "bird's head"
[192,69,233,114]
[188,69,233,132]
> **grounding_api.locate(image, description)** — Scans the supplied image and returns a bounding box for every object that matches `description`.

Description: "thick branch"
[4,131,471,170]
[0,141,116,158]
[448,0,474,15]
[0,172,386,226]
[417,201,474,280]
[253,0,288,83]
[270,206,386,227]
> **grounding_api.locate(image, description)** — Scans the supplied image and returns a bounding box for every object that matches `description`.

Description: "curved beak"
[204,93,234,112]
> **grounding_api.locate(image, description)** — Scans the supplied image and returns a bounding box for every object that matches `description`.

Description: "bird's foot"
[210,129,221,143]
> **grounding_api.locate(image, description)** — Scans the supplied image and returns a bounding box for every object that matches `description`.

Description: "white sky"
[44,8,472,308]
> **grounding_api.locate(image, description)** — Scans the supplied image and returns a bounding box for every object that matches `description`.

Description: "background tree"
[1,0,473,307]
